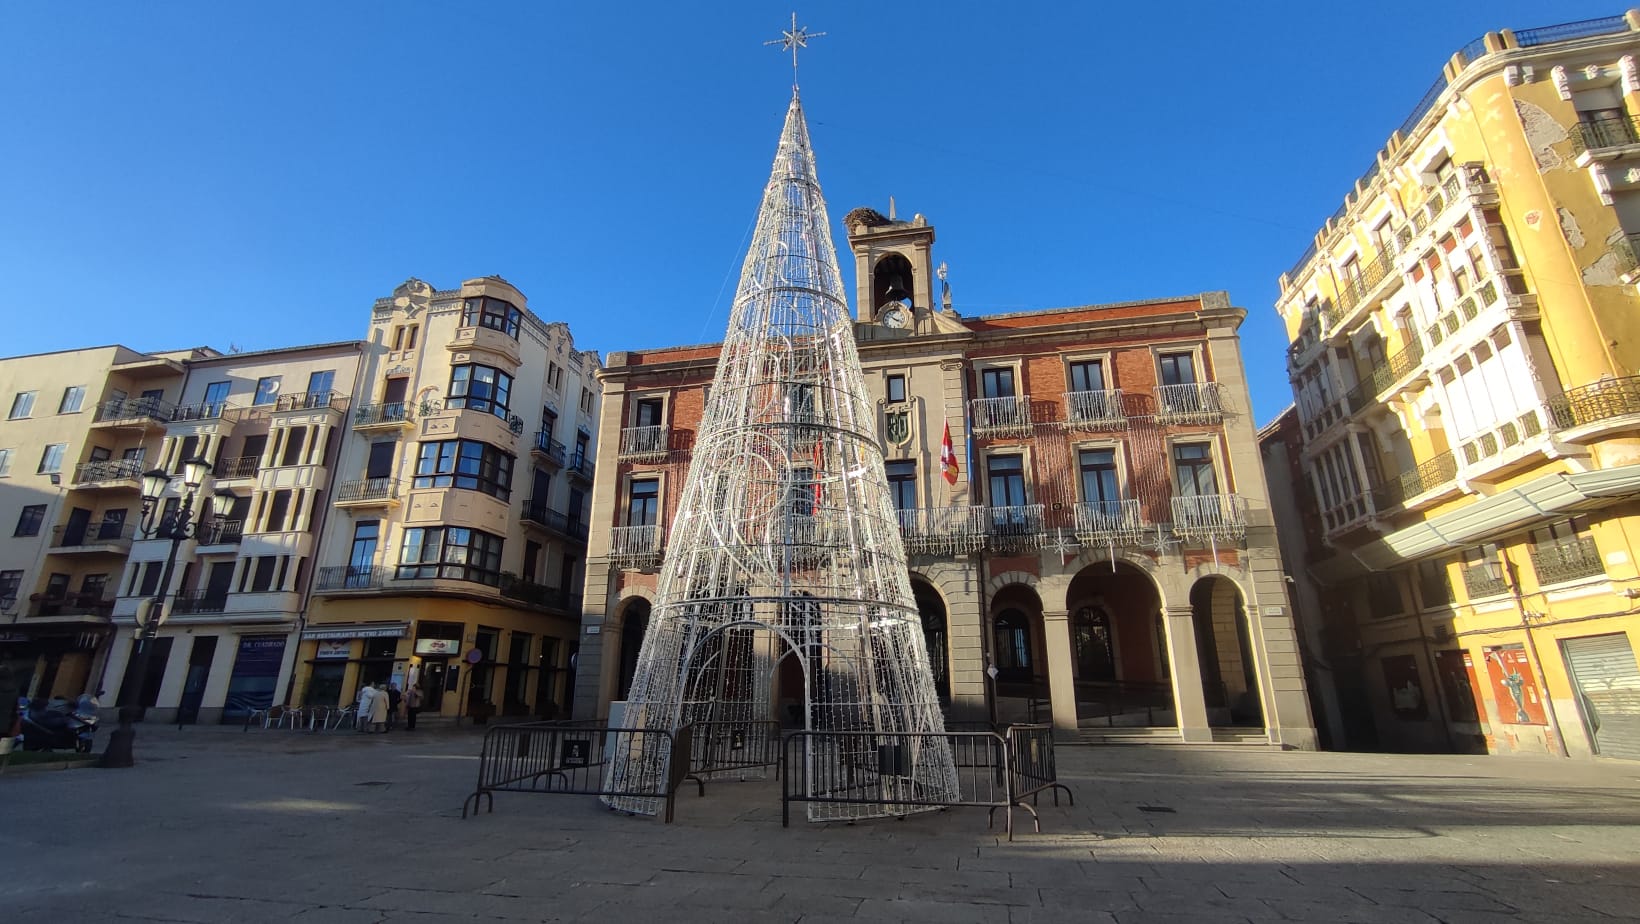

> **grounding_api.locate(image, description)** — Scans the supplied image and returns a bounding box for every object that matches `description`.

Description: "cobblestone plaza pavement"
[4,727,1639,923]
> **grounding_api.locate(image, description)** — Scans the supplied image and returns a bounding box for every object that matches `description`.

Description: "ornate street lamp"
[100,456,235,768]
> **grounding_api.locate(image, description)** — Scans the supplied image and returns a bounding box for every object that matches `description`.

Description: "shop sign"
[314,640,352,660]
[303,623,408,641]
[415,637,460,656]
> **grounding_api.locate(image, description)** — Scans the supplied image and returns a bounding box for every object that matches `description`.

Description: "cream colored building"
[0,345,207,702]
[1272,13,1640,759]
[297,277,603,722]
[98,341,365,724]
[576,210,1317,748]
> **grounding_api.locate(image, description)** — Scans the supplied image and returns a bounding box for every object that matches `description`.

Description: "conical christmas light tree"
[604,88,958,820]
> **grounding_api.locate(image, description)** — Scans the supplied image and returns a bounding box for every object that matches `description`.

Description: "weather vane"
[765,12,825,89]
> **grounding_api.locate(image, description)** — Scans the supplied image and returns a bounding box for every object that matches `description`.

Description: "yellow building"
[0,345,207,702]
[1272,13,1640,759]
[295,277,603,723]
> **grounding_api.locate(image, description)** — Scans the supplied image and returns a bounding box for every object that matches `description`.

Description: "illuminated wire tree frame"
[604,90,957,820]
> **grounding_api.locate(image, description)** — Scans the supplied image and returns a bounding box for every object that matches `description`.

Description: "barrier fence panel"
[783,730,1040,837]
[683,720,782,780]
[1007,723,1075,810]
[462,722,693,821]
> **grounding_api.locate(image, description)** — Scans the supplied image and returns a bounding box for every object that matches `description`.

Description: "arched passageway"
[989,584,1045,722]
[1190,576,1263,728]
[912,580,950,704]
[615,599,650,701]
[1066,562,1173,727]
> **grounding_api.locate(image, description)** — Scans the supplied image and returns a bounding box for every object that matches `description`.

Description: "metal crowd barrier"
[780,724,1072,840]
[462,722,700,822]
[682,720,782,780]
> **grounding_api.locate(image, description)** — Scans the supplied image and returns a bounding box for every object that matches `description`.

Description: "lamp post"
[100,456,234,768]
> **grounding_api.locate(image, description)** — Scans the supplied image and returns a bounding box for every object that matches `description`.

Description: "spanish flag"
[940,422,959,485]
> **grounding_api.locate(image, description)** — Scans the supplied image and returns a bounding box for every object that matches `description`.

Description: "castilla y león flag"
[940,422,959,485]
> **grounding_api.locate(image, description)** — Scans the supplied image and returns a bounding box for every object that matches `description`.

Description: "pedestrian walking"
[386,683,402,730]
[355,682,376,732]
[369,682,389,732]
[405,684,422,731]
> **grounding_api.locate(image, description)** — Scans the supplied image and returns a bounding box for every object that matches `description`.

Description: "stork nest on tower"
[844,207,892,229]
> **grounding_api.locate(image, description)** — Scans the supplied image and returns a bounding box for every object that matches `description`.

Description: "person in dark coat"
[386,683,402,730]
[0,664,18,742]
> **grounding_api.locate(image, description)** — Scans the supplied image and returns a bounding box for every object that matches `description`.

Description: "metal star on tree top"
[765,12,825,88]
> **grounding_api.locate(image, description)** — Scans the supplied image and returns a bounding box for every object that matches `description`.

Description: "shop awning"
[301,622,410,641]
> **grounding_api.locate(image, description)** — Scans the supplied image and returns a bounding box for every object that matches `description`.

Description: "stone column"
[1162,604,1212,743]
[1042,608,1079,733]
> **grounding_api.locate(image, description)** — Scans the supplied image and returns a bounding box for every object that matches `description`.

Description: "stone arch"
[1064,560,1175,728]
[908,574,951,702]
[986,570,1039,596]
[614,596,652,701]
[1189,574,1263,729]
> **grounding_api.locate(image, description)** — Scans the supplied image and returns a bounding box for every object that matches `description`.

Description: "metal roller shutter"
[1562,634,1640,761]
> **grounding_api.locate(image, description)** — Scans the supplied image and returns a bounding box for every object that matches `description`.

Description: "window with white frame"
[1171,442,1217,496]
[58,386,85,414]
[38,443,66,474]
[0,448,11,476]
[9,391,36,419]
[1078,447,1121,504]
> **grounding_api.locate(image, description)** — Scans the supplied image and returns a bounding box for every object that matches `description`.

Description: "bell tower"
[844,206,937,328]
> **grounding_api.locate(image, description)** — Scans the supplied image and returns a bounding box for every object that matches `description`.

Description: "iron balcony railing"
[73,458,145,485]
[984,504,1045,552]
[215,455,260,479]
[170,401,229,422]
[521,499,589,543]
[1570,114,1640,157]
[1550,374,1640,431]
[1072,499,1144,546]
[618,425,669,461]
[353,402,411,428]
[610,524,664,570]
[1369,449,1457,513]
[1169,494,1248,544]
[171,591,229,615]
[335,478,399,504]
[969,396,1033,437]
[200,519,243,545]
[51,521,137,549]
[1155,382,1223,424]
[94,396,175,424]
[896,506,987,556]
[1062,390,1126,429]
[315,565,384,592]
[532,432,567,466]
[1460,562,1508,599]
[271,391,348,412]
[566,453,595,483]
[1528,535,1605,586]
[499,575,573,610]
[1612,233,1640,278]
[29,596,113,618]
[1321,244,1399,328]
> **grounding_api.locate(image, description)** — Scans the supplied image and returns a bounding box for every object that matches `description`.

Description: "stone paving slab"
[3,724,1640,922]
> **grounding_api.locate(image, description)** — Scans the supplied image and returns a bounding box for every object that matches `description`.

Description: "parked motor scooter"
[19,693,99,753]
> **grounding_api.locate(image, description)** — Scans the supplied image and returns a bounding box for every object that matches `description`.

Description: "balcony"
[499,575,574,612]
[170,401,229,423]
[29,594,114,618]
[1550,374,1640,442]
[1455,405,1560,484]
[1460,562,1508,599]
[1569,114,1640,162]
[92,396,175,430]
[1322,243,1401,333]
[353,402,413,432]
[1423,275,1537,356]
[72,458,145,490]
[334,478,400,508]
[1155,382,1223,425]
[970,396,1033,438]
[1528,535,1605,586]
[1072,499,1144,546]
[610,525,664,570]
[531,432,567,468]
[198,519,243,546]
[1062,390,1126,430]
[171,591,229,615]
[521,498,589,544]
[896,506,987,556]
[51,521,137,553]
[214,455,260,480]
[618,425,670,462]
[983,504,1045,553]
[270,391,350,417]
[1169,494,1248,544]
[1368,449,1458,515]
[315,565,385,593]
[566,453,595,485]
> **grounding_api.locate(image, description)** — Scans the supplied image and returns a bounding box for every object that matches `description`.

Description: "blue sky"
[0,2,1617,426]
